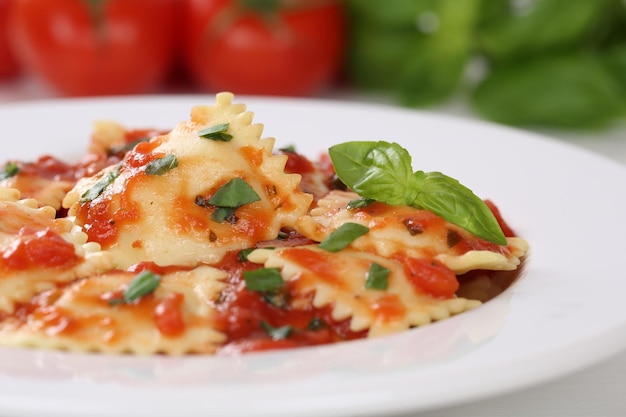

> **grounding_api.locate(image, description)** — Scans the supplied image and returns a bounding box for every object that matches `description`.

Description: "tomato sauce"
[1,227,79,270]
[211,251,366,354]
[154,293,185,337]
[282,150,315,174]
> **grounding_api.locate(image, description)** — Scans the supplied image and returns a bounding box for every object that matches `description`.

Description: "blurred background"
[2,0,626,161]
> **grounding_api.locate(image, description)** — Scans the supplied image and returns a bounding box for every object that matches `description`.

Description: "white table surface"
[1,76,625,417]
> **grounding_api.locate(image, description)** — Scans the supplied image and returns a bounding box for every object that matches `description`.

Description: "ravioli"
[296,190,529,274]
[0,173,73,210]
[248,246,482,337]
[63,92,313,269]
[0,188,113,313]
[0,93,529,355]
[0,266,227,354]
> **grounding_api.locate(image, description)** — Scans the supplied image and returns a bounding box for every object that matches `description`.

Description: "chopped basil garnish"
[208,178,260,223]
[211,206,236,223]
[347,197,375,210]
[244,267,284,292]
[328,141,507,245]
[307,317,326,331]
[145,154,178,175]
[262,291,288,308]
[237,248,256,262]
[0,162,19,180]
[365,262,390,290]
[209,178,260,207]
[108,270,161,305]
[278,145,296,152]
[80,163,121,203]
[260,321,293,340]
[318,222,369,252]
[198,123,233,141]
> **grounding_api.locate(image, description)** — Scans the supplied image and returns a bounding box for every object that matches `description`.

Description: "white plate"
[0,95,625,417]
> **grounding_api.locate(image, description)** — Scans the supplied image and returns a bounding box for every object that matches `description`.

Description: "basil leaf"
[261,290,288,309]
[244,267,284,292]
[80,163,121,203]
[307,317,326,331]
[260,321,293,340]
[145,154,178,176]
[0,162,19,180]
[347,197,375,209]
[318,222,370,252]
[365,262,389,290]
[209,178,260,208]
[237,248,256,262]
[278,145,296,152]
[329,141,507,245]
[211,206,236,223]
[408,171,507,245]
[328,141,413,205]
[198,123,233,141]
[109,270,161,305]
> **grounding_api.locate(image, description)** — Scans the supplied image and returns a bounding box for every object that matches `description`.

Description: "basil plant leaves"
[328,141,507,246]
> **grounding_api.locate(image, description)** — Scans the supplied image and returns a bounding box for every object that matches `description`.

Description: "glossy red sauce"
[1,227,79,270]
[279,247,346,289]
[212,251,366,354]
[13,129,164,184]
[282,150,315,174]
[371,294,406,323]
[77,193,140,248]
[240,146,264,167]
[400,256,459,299]
[154,292,185,337]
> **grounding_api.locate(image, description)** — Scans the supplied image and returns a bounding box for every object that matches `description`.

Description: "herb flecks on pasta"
[0,93,528,355]
[63,92,313,269]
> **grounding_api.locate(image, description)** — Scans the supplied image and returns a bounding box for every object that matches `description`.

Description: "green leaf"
[408,171,506,245]
[365,262,390,290]
[145,154,178,176]
[328,141,507,245]
[260,321,293,340]
[307,317,326,331]
[0,162,19,180]
[471,52,626,128]
[329,141,413,205]
[109,270,161,305]
[237,248,256,262]
[211,206,236,223]
[476,0,616,63]
[318,222,370,252]
[244,267,284,292]
[80,163,121,203]
[209,178,261,208]
[261,290,288,309]
[347,197,375,210]
[346,0,479,106]
[198,123,233,142]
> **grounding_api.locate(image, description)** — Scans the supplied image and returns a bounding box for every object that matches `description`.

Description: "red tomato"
[2,228,79,270]
[0,0,20,78]
[8,0,178,96]
[182,0,346,96]
[402,257,459,299]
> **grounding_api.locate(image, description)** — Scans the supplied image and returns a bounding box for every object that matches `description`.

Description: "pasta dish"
[0,93,528,355]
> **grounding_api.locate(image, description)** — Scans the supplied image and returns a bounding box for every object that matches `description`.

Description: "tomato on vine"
[8,0,178,96]
[182,0,346,96]
[0,0,20,79]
